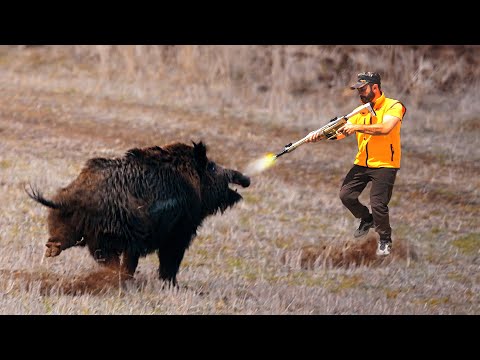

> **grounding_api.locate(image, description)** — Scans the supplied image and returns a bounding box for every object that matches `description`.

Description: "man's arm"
[338,115,401,136]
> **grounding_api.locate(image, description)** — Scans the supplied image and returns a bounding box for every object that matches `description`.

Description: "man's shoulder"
[384,97,406,119]
[384,97,404,106]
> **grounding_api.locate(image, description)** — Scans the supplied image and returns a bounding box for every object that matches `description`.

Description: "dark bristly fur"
[26,184,61,209]
[26,141,250,286]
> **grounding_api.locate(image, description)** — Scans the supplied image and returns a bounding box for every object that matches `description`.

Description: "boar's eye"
[207,162,217,172]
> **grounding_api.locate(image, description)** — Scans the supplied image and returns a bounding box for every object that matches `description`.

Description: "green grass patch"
[430,227,442,235]
[243,192,261,204]
[428,297,450,306]
[226,257,244,270]
[145,253,158,265]
[43,297,53,314]
[284,271,321,286]
[447,272,466,282]
[451,233,480,255]
[384,289,402,299]
[237,214,250,227]
[304,275,333,288]
[0,160,11,169]
[273,236,293,249]
[330,274,364,293]
[244,270,258,281]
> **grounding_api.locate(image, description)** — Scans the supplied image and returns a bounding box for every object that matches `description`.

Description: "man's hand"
[304,130,325,143]
[338,123,358,136]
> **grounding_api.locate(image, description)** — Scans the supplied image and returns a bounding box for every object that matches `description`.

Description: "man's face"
[357,83,375,104]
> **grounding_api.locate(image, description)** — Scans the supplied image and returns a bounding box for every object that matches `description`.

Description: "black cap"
[350,72,381,89]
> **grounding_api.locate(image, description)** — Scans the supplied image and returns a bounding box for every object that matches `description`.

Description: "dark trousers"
[339,165,398,240]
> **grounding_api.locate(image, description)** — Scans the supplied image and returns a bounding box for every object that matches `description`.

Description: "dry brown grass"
[284,232,417,270]
[0,45,478,314]
[0,268,140,296]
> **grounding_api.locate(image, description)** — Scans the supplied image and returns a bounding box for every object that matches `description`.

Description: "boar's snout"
[45,241,63,257]
[229,170,250,188]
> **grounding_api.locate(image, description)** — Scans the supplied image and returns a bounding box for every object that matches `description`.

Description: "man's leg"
[370,168,398,255]
[340,165,371,220]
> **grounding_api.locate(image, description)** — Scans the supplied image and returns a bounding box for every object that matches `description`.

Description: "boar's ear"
[193,141,208,170]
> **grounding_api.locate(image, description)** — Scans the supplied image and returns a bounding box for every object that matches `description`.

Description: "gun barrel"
[273,102,374,159]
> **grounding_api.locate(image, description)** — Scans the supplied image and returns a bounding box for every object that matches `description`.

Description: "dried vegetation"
[0,45,478,314]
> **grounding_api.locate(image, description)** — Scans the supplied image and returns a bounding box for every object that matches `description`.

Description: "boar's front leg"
[157,242,188,287]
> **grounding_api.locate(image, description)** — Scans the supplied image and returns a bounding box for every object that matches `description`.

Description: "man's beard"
[360,89,375,104]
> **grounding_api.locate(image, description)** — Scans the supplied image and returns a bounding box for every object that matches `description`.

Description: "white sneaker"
[376,239,392,256]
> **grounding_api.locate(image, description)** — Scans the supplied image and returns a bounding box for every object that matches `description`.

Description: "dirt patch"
[0,268,146,296]
[281,232,417,269]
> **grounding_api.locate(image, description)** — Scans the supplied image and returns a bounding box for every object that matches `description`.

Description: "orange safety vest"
[348,92,406,169]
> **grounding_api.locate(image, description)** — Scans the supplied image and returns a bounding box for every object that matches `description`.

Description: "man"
[306,72,406,256]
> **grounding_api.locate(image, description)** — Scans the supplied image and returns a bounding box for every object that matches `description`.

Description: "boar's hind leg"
[89,245,121,271]
[157,245,187,287]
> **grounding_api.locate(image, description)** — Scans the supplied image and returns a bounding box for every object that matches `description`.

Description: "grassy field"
[0,45,478,314]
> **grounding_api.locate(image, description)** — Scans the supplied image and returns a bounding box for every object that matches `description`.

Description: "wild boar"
[27,141,250,286]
